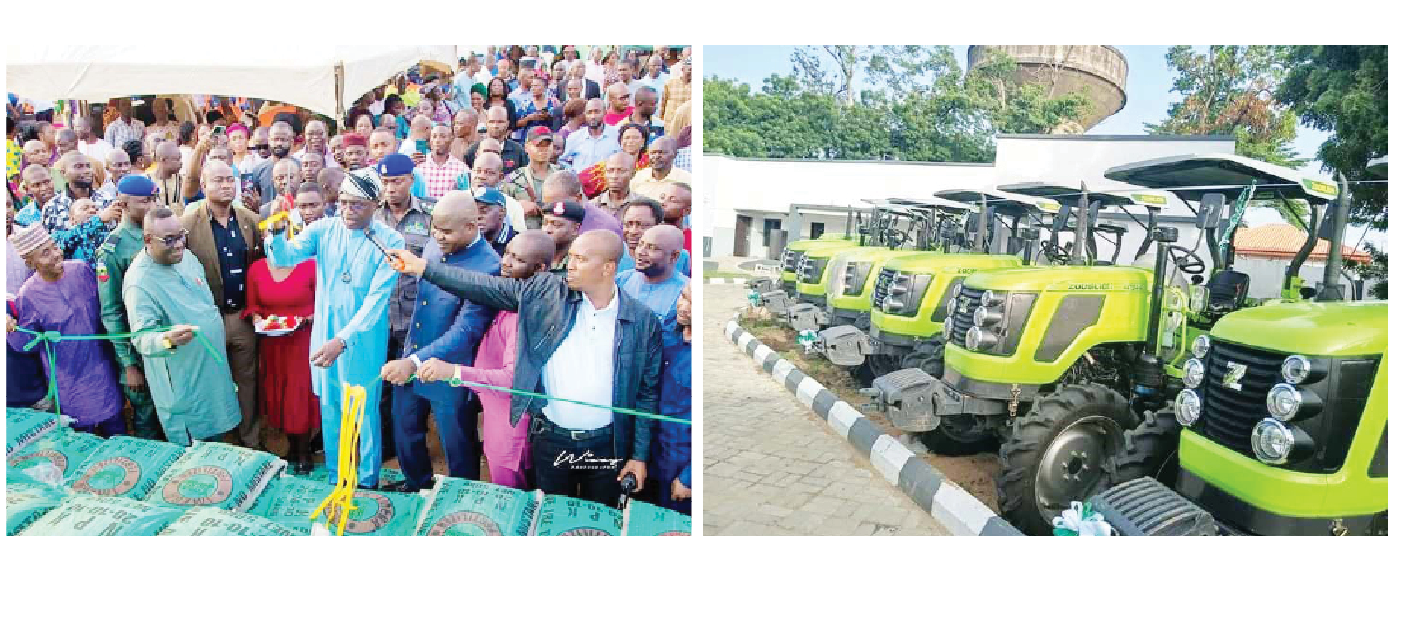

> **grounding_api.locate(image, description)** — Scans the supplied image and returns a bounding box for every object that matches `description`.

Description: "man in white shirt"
[390,229,661,507]
[75,115,114,163]
[562,99,620,174]
[104,98,145,149]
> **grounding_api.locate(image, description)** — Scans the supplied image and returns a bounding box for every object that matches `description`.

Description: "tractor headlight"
[1174,389,1201,427]
[1266,383,1321,422]
[883,273,932,317]
[946,294,958,317]
[974,305,1003,326]
[1280,355,1324,385]
[1192,335,1211,359]
[942,318,952,340]
[965,326,997,351]
[980,290,1001,307]
[844,262,873,296]
[1250,418,1313,465]
[1182,358,1204,388]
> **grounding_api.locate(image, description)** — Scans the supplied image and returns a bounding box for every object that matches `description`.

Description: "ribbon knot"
[21,330,62,352]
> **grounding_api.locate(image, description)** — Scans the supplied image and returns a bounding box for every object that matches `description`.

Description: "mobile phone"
[416,139,430,155]
[212,125,225,136]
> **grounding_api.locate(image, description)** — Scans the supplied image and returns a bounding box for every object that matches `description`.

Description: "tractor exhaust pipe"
[1073,182,1090,265]
[1317,174,1350,301]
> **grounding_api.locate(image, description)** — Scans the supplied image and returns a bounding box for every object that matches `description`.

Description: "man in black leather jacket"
[389,225,659,505]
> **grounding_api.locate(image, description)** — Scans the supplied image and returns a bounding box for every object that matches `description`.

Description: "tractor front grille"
[872,268,896,310]
[1197,341,1287,456]
[947,285,985,346]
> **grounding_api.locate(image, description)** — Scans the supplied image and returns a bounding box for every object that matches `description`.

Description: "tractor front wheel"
[919,415,997,456]
[1113,405,1181,487]
[997,384,1138,535]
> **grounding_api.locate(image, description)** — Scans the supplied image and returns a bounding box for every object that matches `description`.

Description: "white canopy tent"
[5,45,460,119]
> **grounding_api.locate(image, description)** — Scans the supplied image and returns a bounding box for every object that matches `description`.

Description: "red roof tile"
[1233,224,1370,263]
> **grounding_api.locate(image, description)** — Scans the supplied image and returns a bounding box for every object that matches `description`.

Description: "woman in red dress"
[245,255,319,474]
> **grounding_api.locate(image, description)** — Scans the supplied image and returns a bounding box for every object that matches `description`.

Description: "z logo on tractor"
[1222,361,1247,391]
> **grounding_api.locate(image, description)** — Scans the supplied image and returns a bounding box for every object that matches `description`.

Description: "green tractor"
[782,200,948,333]
[869,153,1347,534]
[815,199,973,335]
[755,231,859,317]
[1090,159,1387,536]
[824,189,1060,383]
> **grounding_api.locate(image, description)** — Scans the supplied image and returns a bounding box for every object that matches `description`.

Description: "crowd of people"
[5,44,694,514]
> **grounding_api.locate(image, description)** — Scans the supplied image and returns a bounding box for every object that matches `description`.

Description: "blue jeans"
[530,416,623,507]
[391,384,478,490]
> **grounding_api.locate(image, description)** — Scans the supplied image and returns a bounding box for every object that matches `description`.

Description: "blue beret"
[472,186,506,207]
[377,153,415,177]
[116,174,158,197]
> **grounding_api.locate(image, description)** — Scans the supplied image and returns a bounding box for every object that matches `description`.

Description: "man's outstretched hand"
[387,249,426,276]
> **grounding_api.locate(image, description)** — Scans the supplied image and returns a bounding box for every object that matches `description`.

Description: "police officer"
[95,175,164,440]
[373,153,433,459]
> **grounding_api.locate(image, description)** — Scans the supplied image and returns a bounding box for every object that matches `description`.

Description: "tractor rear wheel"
[997,384,1138,535]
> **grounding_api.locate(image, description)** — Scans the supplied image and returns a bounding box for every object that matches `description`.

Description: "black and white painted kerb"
[724,313,1023,536]
[705,277,753,285]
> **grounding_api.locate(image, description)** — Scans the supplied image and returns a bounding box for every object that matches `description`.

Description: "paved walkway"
[702,284,948,535]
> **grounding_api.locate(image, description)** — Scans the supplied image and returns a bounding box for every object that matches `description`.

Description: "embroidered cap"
[339,167,383,202]
[10,224,52,257]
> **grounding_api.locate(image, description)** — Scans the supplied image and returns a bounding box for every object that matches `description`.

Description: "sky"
[704,45,1331,169]
[703,45,1381,249]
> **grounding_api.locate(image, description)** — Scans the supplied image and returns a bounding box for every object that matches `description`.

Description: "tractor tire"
[918,415,998,456]
[847,362,876,386]
[1112,405,1181,487]
[866,353,902,380]
[997,384,1138,535]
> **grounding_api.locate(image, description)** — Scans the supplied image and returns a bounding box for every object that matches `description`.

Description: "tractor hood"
[962,265,1153,293]
[879,252,1023,275]
[1211,301,1388,356]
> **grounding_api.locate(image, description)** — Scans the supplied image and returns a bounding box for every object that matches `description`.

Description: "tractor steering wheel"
[1168,245,1206,275]
[886,229,912,248]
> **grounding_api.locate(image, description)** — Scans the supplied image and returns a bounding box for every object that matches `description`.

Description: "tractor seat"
[1096,223,1127,234]
[1207,269,1251,311]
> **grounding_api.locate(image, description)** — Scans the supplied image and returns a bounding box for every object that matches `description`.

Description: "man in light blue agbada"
[123,208,241,445]
[265,167,405,488]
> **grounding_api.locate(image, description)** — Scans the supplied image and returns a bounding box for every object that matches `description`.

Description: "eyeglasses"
[252,144,271,151]
[154,231,187,247]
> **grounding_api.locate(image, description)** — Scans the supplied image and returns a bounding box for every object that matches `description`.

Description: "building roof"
[1233,223,1370,263]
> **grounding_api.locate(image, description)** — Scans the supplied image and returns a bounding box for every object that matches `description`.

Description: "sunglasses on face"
[253,144,271,151]
[154,231,187,247]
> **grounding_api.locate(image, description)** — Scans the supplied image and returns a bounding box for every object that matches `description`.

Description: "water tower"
[967,45,1129,133]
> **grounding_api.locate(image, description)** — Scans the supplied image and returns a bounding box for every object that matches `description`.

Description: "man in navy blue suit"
[379,190,501,491]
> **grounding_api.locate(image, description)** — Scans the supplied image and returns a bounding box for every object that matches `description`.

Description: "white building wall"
[701,134,1238,259]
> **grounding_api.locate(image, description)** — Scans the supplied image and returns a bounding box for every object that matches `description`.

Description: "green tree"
[704,46,1090,163]
[1277,45,1389,297]
[1148,45,1309,228]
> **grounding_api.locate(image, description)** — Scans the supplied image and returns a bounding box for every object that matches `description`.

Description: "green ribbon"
[13,325,225,422]
[405,373,691,425]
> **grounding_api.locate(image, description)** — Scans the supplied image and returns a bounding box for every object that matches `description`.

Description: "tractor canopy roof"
[1103,153,1338,203]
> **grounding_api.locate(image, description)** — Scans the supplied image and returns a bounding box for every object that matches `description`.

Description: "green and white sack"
[5,475,69,535]
[251,475,422,536]
[66,436,186,500]
[144,442,286,512]
[8,427,106,484]
[6,407,59,457]
[158,507,302,536]
[414,477,541,536]
[533,495,622,536]
[20,494,183,536]
[622,500,691,536]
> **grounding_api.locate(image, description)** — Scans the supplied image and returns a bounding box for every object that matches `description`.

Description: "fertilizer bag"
[251,475,423,536]
[6,474,69,535]
[67,436,186,500]
[413,477,542,536]
[144,441,286,512]
[533,495,622,536]
[158,507,302,536]
[8,427,106,484]
[20,494,183,536]
[6,407,59,456]
[622,500,692,536]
